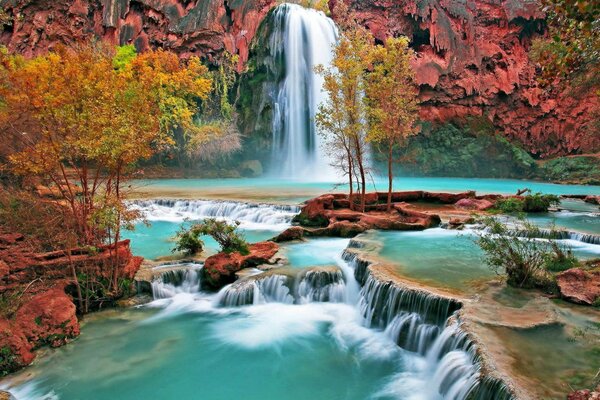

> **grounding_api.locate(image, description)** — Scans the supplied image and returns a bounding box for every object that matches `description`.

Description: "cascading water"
[130,199,299,229]
[269,3,338,179]
[151,264,203,299]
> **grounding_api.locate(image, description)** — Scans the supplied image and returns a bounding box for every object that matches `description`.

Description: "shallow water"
[130,177,600,203]
[282,238,350,268]
[372,228,600,292]
[123,221,279,260]
[6,302,413,400]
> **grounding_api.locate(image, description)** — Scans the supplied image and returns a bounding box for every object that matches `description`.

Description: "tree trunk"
[387,141,394,212]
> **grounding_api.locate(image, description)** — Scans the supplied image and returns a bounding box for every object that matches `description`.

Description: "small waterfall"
[217,267,348,306]
[568,231,600,245]
[269,3,338,179]
[151,264,202,299]
[130,199,299,228]
[255,275,295,304]
[297,268,346,303]
[508,227,600,245]
[217,274,295,306]
[345,249,515,400]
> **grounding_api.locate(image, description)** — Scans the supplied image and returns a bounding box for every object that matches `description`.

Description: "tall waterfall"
[269,3,338,179]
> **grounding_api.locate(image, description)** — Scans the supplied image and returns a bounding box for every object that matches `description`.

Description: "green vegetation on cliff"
[393,120,536,178]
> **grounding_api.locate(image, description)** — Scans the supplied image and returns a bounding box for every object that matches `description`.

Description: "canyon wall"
[0,0,597,157]
[0,232,142,373]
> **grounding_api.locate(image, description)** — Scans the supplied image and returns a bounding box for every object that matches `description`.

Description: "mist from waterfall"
[269,3,338,180]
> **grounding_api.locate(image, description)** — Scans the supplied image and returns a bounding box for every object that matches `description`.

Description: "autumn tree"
[315,1,374,211]
[365,36,419,211]
[530,0,599,86]
[0,43,211,306]
[185,51,242,168]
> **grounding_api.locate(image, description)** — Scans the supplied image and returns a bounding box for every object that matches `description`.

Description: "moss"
[537,156,600,185]
[394,121,537,178]
[0,346,17,376]
[292,213,329,228]
[34,316,42,326]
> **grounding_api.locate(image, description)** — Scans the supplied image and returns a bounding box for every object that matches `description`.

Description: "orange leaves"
[365,36,420,145]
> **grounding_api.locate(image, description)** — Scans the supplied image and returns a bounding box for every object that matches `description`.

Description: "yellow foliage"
[0,42,213,245]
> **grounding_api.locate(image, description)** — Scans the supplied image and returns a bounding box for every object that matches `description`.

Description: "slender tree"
[315,2,374,211]
[365,36,419,211]
[0,43,212,303]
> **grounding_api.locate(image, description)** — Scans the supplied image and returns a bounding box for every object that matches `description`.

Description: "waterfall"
[345,248,515,400]
[507,227,600,245]
[151,264,202,299]
[217,268,348,306]
[269,3,338,179]
[297,268,346,303]
[130,199,299,229]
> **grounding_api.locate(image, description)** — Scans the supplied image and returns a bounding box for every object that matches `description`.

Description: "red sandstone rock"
[584,196,600,205]
[0,231,143,373]
[294,192,442,237]
[568,387,600,400]
[272,226,305,242]
[1,0,597,156]
[455,198,495,211]
[556,268,600,305]
[203,241,279,288]
[15,286,79,348]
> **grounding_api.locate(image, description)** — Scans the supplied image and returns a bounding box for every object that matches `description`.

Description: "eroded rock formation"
[0,232,142,373]
[339,0,599,157]
[202,241,280,288]
[0,0,597,157]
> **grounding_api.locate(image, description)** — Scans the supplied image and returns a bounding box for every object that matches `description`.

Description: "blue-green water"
[132,177,600,204]
[283,238,350,268]
[373,228,600,292]
[124,221,279,260]
[4,294,436,400]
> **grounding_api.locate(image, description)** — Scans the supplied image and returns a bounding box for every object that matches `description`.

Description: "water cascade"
[269,3,338,179]
[506,227,600,245]
[130,199,299,229]
[216,267,347,306]
[344,249,516,399]
[151,264,203,299]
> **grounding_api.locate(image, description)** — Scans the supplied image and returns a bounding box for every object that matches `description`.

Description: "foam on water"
[129,199,299,230]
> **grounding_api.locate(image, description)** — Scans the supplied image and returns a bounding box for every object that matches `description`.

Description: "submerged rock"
[203,241,280,289]
[568,386,600,400]
[556,268,600,306]
[455,198,494,211]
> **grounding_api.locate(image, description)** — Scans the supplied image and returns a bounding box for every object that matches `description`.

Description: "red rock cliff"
[339,0,599,157]
[0,0,597,157]
[0,232,142,373]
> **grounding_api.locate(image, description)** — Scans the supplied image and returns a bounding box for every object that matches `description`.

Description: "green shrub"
[522,193,560,212]
[173,218,249,255]
[492,193,560,213]
[394,121,537,178]
[492,197,525,213]
[173,225,204,255]
[538,156,600,184]
[474,217,577,288]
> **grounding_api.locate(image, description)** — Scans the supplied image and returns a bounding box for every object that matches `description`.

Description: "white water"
[269,3,338,180]
[129,199,299,230]
[150,244,500,400]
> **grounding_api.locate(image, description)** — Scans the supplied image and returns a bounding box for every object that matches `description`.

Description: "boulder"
[455,198,495,211]
[271,226,305,242]
[556,268,600,305]
[203,241,279,289]
[568,387,600,400]
[584,195,600,206]
[15,286,80,347]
